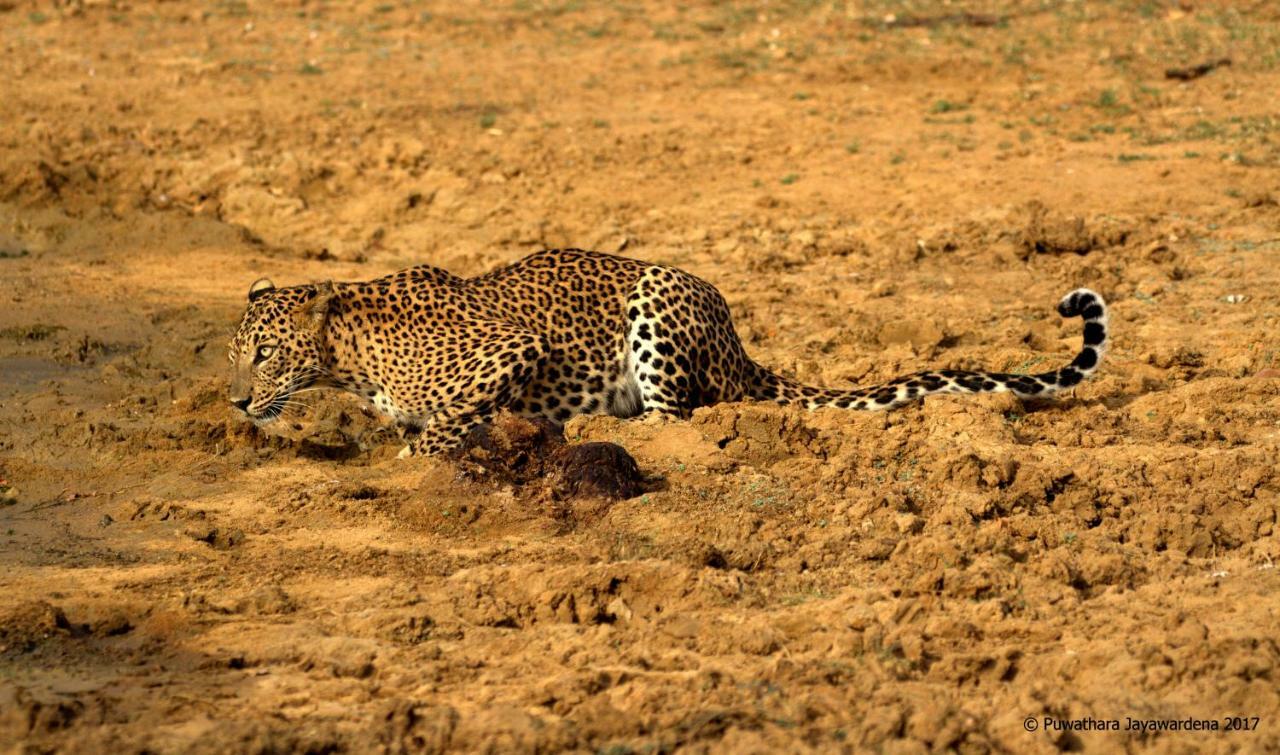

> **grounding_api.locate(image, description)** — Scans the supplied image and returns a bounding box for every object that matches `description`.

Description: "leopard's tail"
[747,288,1109,410]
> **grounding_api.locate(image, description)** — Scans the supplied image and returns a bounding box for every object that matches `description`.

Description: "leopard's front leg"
[396,322,546,458]
[397,403,495,458]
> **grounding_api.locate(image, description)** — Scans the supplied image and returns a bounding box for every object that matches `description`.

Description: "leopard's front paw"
[397,445,414,459]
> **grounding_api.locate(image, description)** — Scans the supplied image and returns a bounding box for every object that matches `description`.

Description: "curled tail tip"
[1057,288,1107,320]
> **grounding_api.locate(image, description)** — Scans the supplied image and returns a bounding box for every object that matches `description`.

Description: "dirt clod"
[449,413,567,485]
[1017,201,1130,257]
[0,602,77,654]
[1165,58,1232,81]
[450,413,644,502]
[552,442,645,501]
[183,526,245,550]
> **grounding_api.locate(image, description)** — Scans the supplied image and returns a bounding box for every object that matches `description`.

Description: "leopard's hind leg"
[624,266,754,416]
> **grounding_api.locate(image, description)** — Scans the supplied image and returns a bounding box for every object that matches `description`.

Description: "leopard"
[228,248,1109,457]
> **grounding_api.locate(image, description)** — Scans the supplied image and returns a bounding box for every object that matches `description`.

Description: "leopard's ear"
[248,278,275,302]
[296,281,335,331]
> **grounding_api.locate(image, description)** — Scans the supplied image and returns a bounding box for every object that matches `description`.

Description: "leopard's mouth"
[247,395,292,425]
[244,370,328,425]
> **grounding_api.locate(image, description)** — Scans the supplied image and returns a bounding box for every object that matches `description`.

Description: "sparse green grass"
[780,173,799,185]
[926,113,976,126]
[659,53,696,68]
[1094,88,1132,117]
[510,0,583,17]
[1,324,64,341]
[1009,356,1047,374]
[715,47,768,71]
[218,0,250,17]
[930,99,969,114]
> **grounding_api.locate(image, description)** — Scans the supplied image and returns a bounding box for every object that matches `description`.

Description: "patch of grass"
[925,114,976,126]
[1,324,64,341]
[28,11,49,24]
[930,99,969,114]
[1117,153,1157,162]
[650,23,690,42]
[299,62,324,75]
[1001,40,1027,65]
[1010,356,1047,374]
[780,173,799,185]
[591,118,610,129]
[1183,120,1224,140]
[845,140,861,154]
[793,91,811,101]
[511,0,583,17]
[480,111,497,129]
[218,0,249,17]
[714,47,767,72]
[1235,114,1280,138]
[1094,88,1132,116]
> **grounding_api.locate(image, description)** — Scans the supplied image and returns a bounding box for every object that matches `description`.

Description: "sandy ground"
[2,0,1279,752]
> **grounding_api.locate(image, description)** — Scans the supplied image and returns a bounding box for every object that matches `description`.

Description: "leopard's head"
[228,278,335,425]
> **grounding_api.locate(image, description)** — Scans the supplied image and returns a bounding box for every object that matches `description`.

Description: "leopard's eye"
[254,344,277,363]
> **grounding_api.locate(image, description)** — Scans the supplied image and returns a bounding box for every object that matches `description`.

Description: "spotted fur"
[228,249,1109,456]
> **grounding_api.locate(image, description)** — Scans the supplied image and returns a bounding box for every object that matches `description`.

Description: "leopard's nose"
[230,397,251,413]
